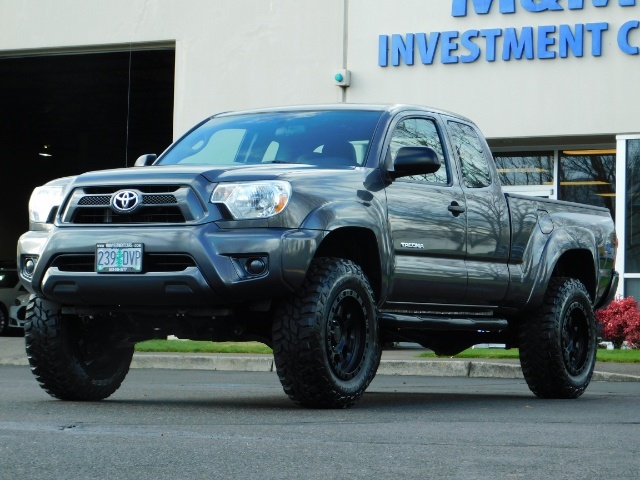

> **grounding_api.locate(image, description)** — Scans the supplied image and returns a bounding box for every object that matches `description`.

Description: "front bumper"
[18,224,324,308]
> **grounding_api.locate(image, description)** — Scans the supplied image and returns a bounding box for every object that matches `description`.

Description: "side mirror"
[134,154,157,167]
[390,146,440,179]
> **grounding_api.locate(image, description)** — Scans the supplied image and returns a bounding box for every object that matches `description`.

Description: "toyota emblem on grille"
[111,190,140,212]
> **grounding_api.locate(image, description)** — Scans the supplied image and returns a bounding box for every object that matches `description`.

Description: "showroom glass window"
[558,152,616,217]
[625,140,640,273]
[493,152,554,187]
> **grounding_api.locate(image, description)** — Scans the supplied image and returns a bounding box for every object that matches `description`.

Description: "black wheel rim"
[67,317,124,378]
[326,289,368,381]
[561,301,590,376]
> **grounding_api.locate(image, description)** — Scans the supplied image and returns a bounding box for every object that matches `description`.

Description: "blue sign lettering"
[452,0,515,16]
[452,0,636,16]
[502,27,535,60]
[441,31,460,63]
[461,30,482,62]
[586,22,608,55]
[538,25,557,58]
[559,24,584,57]
[379,35,389,66]
[618,19,640,54]
[481,28,503,61]
[417,32,441,64]
[378,22,614,65]
[391,34,415,66]
[521,0,563,13]
[379,1,637,67]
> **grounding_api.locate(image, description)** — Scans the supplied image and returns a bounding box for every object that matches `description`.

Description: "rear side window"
[448,121,491,188]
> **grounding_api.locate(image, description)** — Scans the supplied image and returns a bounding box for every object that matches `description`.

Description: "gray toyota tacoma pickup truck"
[17,104,619,408]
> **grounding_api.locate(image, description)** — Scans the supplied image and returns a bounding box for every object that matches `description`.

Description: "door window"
[389,118,449,184]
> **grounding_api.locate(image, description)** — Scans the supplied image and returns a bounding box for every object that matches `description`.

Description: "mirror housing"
[390,146,440,180]
[134,154,157,167]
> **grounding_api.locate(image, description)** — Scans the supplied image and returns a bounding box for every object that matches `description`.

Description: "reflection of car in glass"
[0,267,27,335]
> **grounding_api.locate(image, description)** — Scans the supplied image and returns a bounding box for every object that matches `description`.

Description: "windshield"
[158,110,383,167]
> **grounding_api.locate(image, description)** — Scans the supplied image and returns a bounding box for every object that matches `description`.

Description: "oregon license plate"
[96,243,143,273]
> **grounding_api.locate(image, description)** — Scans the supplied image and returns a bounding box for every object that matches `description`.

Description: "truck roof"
[212,103,474,124]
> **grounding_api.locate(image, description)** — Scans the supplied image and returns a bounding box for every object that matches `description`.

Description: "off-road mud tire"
[272,257,381,408]
[24,296,134,401]
[519,277,597,399]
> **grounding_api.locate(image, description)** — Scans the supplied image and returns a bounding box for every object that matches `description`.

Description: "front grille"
[50,254,197,273]
[60,185,204,225]
[73,206,184,224]
[78,196,110,206]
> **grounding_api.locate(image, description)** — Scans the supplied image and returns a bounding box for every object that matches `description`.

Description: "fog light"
[245,258,267,276]
[23,257,37,277]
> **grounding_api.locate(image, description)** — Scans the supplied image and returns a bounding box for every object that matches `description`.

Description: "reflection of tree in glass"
[493,153,554,187]
[625,140,640,272]
[559,154,615,217]
[390,118,448,184]
[448,122,490,188]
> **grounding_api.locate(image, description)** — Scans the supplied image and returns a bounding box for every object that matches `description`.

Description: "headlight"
[211,181,291,219]
[29,185,64,223]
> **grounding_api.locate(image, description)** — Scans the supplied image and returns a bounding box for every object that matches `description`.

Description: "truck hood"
[68,163,322,186]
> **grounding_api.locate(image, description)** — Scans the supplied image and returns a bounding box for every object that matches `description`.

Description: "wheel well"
[552,249,596,300]
[314,227,382,301]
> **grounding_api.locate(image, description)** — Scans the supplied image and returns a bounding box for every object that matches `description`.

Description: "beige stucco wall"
[1,0,639,139]
[346,0,640,138]
[0,0,346,138]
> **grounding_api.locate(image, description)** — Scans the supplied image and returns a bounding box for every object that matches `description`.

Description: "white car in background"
[0,267,28,335]
[9,292,30,332]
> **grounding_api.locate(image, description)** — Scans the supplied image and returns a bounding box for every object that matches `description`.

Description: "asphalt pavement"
[1,336,639,382]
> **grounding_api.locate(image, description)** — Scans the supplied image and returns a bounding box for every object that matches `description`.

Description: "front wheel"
[272,257,381,408]
[25,297,134,401]
[519,277,597,399]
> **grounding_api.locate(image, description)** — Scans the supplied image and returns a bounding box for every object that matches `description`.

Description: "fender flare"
[299,199,391,300]
[524,225,598,310]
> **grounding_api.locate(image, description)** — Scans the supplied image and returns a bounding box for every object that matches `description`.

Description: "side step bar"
[379,313,509,331]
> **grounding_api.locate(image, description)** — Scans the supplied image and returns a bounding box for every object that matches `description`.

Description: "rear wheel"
[519,277,597,399]
[25,297,134,401]
[272,257,381,408]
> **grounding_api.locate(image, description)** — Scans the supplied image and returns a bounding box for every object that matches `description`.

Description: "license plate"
[96,243,143,273]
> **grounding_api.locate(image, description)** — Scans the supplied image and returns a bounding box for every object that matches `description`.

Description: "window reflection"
[447,121,491,188]
[390,118,449,184]
[493,152,554,186]
[559,152,615,217]
[626,140,640,272]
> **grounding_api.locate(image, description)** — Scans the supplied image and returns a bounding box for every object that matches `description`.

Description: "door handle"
[448,202,465,217]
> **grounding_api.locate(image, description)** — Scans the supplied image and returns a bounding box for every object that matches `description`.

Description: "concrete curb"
[2,354,639,382]
[131,354,275,372]
[592,371,640,382]
[0,356,28,366]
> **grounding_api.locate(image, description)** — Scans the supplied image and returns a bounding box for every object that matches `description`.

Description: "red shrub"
[596,296,640,348]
